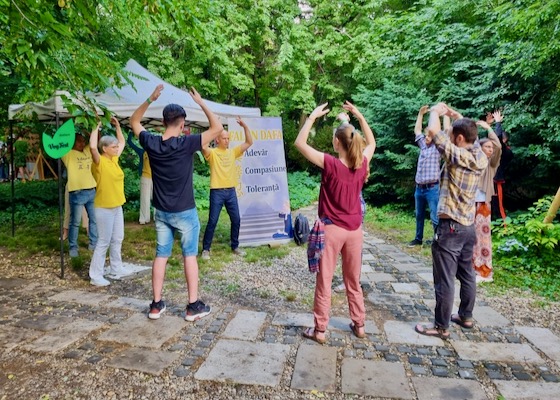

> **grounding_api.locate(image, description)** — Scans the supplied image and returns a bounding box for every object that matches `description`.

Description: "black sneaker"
[408,239,422,247]
[185,300,211,321]
[148,300,166,320]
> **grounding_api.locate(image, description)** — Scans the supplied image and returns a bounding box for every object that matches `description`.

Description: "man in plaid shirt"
[409,105,442,247]
[415,103,488,340]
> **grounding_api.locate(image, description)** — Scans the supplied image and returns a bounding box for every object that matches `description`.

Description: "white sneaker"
[90,278,111,287]
[107,268,130,280]
[201,250,210,260]
[232,248,246,256]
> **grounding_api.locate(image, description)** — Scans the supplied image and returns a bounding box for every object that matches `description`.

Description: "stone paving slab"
[341,359,413,399]
[106,347,180,376]
[290,344,337,392]
[391,282,422,294]
[384,320,445,347]
[0,277,28,289]
[362,272,396,283]
[222,310,267,341]
[329,316,379,335]
[417,272,434,283]
[374,244,401,253]
[22,319,105,353]
[361,264,374,273]
[14,315,75,331]
[368,293,415,306]
[390,255,420,263]
[48,290,114,306]
[195,339,290,387]
[493,380,560,400]
[474,306,511,327]
[452,341,545,363]
[412,377,488,400]
[0,325,43,351]
[106,296,148,312]
[271,312,313,328]
[98,314,186,349]
[393,263,431,272]
[515,326,560,361]
[362,253,376,261]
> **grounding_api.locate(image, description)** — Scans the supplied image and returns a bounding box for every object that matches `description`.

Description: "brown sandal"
[350,323,366,338]
[414,324,450,340]
[451,314,474,329]
[303,327,327,344]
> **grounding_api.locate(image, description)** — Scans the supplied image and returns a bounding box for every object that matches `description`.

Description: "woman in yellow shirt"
[89,117,127,286]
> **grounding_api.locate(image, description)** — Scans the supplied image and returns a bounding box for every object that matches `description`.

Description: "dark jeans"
[431,218,477,329]
[202,188,240,251]
[414,184,439,241]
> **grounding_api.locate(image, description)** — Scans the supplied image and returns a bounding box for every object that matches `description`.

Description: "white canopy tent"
[8,59,261,126]
[6,59,261,277]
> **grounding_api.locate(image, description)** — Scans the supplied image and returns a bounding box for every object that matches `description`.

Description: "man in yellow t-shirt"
[201,118,253,259]
[61,132,98,258]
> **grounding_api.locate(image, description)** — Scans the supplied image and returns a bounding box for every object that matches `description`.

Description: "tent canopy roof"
[8,59,261,128]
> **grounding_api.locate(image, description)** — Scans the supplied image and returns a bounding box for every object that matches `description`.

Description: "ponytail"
[334,123,364,169]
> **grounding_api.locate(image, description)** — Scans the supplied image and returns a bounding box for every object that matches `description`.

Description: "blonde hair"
[334,123,364,170]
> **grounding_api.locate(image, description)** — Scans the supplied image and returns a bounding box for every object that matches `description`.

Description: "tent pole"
[10,121,15,236]
[56,113,65,279]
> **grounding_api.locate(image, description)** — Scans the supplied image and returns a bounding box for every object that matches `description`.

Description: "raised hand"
[236,116,248,128]
[110,116,120,126]
[476,120,491,130]
[419,105,430,115]
[342,101,363,119]
[188,87,203,105]
[492,110,503,123]
[309,103,330,121]
[149,84,164,103]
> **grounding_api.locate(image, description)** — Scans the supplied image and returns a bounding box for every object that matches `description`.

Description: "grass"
[1,199,558,305]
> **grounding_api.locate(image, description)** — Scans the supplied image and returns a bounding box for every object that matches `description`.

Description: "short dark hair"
[162,104,186,127]
[452,118,478,144]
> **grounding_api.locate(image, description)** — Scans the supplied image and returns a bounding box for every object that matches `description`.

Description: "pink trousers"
[313,223,365,331]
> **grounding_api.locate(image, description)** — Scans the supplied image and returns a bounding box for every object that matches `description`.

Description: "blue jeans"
[414,184,439,241]
[202,188,240,251]
[155,208,200,257]
[69,188,97,252]
[431,219,477,329]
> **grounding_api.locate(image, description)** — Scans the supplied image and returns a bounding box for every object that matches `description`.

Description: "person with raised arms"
[130,84,223,321]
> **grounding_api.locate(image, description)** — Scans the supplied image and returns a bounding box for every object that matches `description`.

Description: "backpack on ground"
[294,213,310,246]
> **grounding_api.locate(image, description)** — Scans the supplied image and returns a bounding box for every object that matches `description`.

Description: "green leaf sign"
[43,119,75,159]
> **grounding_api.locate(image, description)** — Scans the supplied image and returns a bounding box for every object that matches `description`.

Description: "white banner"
[228,117,293,247]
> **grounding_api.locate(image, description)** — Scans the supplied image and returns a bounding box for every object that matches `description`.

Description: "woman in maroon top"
[295,101,376,343]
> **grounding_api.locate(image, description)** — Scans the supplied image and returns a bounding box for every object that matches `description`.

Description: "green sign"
[42,119,75,159]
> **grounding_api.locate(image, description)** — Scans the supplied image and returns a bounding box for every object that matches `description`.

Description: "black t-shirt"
[139,131,201,212]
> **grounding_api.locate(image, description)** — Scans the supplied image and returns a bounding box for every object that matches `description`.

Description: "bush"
[492,196,560,300]
[288,171,320,210]
[0,179,60,209]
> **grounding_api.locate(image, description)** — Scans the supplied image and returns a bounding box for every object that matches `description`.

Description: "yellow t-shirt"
[61,147,97,192]
[141,152,152,179]
[92,156,126,208]
[205,146,244,189]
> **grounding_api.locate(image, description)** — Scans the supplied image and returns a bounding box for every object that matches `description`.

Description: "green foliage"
[0,180,60,209]
[492,196,560,300]
[2,0,560,211]
[193,172,210,210]
[287,171,320,210]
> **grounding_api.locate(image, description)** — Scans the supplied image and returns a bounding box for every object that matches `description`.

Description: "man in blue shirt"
[409,105,442,247]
